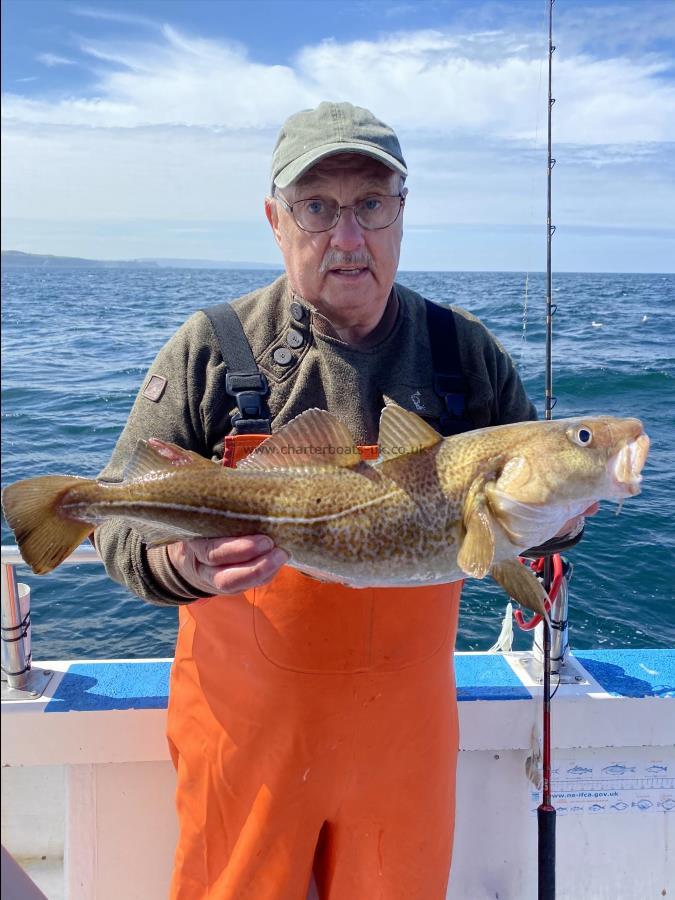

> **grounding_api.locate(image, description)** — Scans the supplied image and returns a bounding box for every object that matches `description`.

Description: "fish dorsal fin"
[237,409,361,470]
[378,404,442,461]
[123,439,214,480]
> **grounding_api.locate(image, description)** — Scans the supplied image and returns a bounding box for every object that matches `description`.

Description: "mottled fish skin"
[1,409,650,604]
[58,460,445,586]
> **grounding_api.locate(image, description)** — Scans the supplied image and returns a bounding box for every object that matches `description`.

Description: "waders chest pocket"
[252,567,455,674]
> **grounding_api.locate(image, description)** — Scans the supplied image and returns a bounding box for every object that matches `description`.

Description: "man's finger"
[209,548,290,594]
[191,535,275,566]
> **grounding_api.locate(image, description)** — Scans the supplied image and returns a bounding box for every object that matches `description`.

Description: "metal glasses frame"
[274,192,406,233]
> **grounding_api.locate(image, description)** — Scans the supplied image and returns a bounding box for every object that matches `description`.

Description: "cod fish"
[1,406,649,614]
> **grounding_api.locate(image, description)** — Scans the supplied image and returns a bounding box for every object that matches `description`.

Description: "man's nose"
[329,207,365,251]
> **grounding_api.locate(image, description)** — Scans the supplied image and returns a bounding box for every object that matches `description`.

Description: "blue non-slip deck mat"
[45,661,171,712]
[574,649,674,698]
[43,650,673,712]
[455,654,531,701]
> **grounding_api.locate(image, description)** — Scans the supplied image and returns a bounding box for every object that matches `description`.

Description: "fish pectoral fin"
[457,490,495,578]
[147,439,216,468]
[237,409,362,470]
[377,404,442,461]
[490,559,548,617]
[123,440,212,480]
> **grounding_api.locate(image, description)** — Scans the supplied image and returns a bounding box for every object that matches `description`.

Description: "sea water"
[1,268,673,659]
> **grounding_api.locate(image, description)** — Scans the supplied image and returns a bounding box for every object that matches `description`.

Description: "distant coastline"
[1,250,280,271]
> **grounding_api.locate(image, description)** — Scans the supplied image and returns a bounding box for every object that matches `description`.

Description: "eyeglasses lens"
[293,196,402,233]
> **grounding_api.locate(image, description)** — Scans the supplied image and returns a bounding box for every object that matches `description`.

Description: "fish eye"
[571,426,593,447]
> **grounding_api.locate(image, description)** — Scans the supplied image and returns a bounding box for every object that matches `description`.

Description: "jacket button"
[290,302,305,321]
[273,347,293,366]
[286,328,304,349]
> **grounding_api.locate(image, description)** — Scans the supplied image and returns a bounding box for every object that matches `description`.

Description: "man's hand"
[167,535,289,597]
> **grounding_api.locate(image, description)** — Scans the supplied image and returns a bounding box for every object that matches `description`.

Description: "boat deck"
[2,648,673,898]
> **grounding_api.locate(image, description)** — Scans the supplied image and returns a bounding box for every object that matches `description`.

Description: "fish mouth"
[610,432,650,495]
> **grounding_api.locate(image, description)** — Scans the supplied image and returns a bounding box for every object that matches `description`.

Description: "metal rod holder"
[1,561,31,689]
[1,559,54,701]
[1,544,99,701]
[533,570,570,674]
[520,560,587,685]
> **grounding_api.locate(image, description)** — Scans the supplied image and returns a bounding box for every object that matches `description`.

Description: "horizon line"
[2,250,673,277]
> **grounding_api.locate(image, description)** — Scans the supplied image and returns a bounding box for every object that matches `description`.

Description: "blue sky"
[2,0,674,272]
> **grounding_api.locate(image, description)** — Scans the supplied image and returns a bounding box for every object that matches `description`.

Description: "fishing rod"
[539,0,557,898]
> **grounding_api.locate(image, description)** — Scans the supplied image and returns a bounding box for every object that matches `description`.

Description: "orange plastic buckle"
[223,435,380,469]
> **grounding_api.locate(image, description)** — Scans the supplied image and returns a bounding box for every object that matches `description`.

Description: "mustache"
[319,250,373,274]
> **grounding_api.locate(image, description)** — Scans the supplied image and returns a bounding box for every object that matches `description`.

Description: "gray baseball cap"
[271,101,408,190]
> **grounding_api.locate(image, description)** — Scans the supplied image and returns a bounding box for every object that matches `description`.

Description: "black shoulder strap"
[201,302,272,435]
[425,299,473,436]
[202,299,469,438]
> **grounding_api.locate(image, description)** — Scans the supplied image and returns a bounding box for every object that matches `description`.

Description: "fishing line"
[519,0,550,375]
[549,675,562,701]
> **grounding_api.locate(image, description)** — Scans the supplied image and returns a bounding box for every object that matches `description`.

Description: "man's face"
[265,156,406,331]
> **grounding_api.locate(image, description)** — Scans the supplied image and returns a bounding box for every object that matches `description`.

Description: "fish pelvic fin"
[378,404,442,461]
[490,559,548,618]
[238,409,362,470]
[1,476,94,574]
[457,478,496,578]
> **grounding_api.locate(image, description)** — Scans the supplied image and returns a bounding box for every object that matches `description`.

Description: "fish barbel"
[1,406,649,614]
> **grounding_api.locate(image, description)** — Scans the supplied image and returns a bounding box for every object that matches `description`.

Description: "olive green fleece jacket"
[95,274,536,606]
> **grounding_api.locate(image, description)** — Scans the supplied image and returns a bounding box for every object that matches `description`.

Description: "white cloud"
[71,5,160,29]
[297,31,675,146]
[36,53,77,68]
[3,25,673,145]
[2,19,674,264]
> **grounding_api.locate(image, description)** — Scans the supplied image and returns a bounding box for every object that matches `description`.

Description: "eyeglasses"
[275,192,405,233]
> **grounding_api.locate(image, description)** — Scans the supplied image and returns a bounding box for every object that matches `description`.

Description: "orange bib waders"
[167,436,462,900]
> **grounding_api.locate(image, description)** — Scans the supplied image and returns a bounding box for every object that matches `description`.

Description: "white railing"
[1,543,572,687]
[1,544,100,567]
[1,544,100,692]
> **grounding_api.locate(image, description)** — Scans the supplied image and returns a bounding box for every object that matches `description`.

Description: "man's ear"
[265,196,283,246]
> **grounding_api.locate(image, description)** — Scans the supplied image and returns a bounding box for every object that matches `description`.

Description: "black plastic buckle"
[226,372,268,397]
[230,415,272,435]
[226,372,271,434]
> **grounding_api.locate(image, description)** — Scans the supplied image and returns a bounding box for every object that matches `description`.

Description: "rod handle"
[538,805,556,899]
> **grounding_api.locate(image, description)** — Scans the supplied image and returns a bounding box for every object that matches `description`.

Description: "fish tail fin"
[2,476,94,574]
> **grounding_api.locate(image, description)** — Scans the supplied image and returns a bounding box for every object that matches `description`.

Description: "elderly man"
[96,102,574,899]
